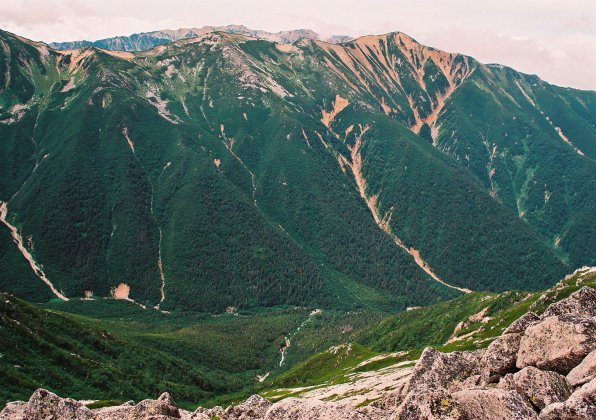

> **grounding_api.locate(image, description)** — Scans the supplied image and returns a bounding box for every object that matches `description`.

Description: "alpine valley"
[1,25,596,415]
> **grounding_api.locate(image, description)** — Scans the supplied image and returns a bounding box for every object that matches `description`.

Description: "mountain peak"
[48,25,354,52]
[1,24,595,316]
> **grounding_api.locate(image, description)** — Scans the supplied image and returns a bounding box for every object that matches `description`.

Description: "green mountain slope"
[179,266,596,408]
[0,293,379,409]
[1,29,594,313]
[0,293,232,408]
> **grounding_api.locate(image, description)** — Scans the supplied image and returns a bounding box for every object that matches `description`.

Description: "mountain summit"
[1,28,595,313]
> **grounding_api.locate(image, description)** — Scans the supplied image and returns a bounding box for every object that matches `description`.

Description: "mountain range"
[48,25,353,51]
[1,27,596,315]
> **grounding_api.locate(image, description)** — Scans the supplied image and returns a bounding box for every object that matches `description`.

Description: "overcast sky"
[1,0,595,90]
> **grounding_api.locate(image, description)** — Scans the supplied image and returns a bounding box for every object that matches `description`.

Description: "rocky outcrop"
[0,401,27,420]
[540,287,596,319]
[539,378,596,419]
[405,347,484,392]
[480,333,523,383]
[0,389,95,420]
[451,388,538,420]
[187,412,209,420]
[503,312,540,334]
[567,349,596,387]
[192,405,224,419]
[0,391,184,420]
[263,398,370,420]
[234,394,272,417]
[95,392,180,419]
[498,366,571,410]
[391,391,466,419]
[382,286,596,420]
[517,314,596,374]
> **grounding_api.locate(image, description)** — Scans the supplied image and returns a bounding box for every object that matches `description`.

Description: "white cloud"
[415,28,596,90]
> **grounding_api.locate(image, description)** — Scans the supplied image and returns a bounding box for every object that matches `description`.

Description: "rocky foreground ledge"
[4,286,596,420]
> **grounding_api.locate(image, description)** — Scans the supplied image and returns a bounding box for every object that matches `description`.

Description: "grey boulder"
[22,389,95,420]
[406,347,484,393]
[480,332,523,383]
[517,315,596,374]
[263,397,371,420]
[541,287,596,319]
[567,349,596,387]
[504,312,540,335]
[96,392,180,419]
[227,394,272,419]
[451,388,538,420]
[391,390,466,420]
[498,366,571,410]
[539,377,596,419]
[0,401,27,420]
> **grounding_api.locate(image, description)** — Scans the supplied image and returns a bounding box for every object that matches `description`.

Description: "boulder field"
[3,286,596,420]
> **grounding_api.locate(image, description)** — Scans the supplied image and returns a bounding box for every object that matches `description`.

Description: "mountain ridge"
[48,25,354,52]
[1,27,595,313]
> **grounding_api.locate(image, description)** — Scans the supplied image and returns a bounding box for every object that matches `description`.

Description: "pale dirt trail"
[0,201,68,301]
[123,126,167,310]
[322,101,472,294]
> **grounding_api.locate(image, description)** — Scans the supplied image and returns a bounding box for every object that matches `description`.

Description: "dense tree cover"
[0,294,380,409]
[0,29,594,315]
[437,67,596,268]
[0,294,230,409]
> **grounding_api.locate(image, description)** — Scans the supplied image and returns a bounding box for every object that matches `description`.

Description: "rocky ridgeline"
[4,286,596,419]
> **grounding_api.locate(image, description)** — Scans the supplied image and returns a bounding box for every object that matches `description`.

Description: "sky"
[1,0,595,90]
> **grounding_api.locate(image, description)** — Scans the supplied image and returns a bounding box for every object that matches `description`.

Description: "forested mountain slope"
[1,29,594,313]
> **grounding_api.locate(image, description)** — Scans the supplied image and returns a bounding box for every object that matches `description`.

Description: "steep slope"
[0,293,231,407]
[1,29,594,313]
[433,67,596,267]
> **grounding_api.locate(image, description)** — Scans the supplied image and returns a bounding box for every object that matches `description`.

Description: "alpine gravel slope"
[1,28,595,313]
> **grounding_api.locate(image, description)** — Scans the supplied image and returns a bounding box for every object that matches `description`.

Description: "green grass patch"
[85,400,123,409]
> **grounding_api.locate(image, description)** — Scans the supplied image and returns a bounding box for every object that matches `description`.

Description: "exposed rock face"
[405,347,484,392]
[539,378,596,419]
[503,312,540,334]
[2,389,95,420]
[187,412,209,420]
[263,397,369,420]
[541,287,596,319]
[451,388,538,420]
[567,349,596,387]
[95,392,180,419]
[28,389,94,420]
[391,391,466,420]
[93,401,136,419]
[192,405,225,419]
[215,394,273,419]
[499,366,571,410]
[517,314,596,374]
[480,333,523,383]
[0,401,27,420]
[0,391,183,420]
[448,374,481,392]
